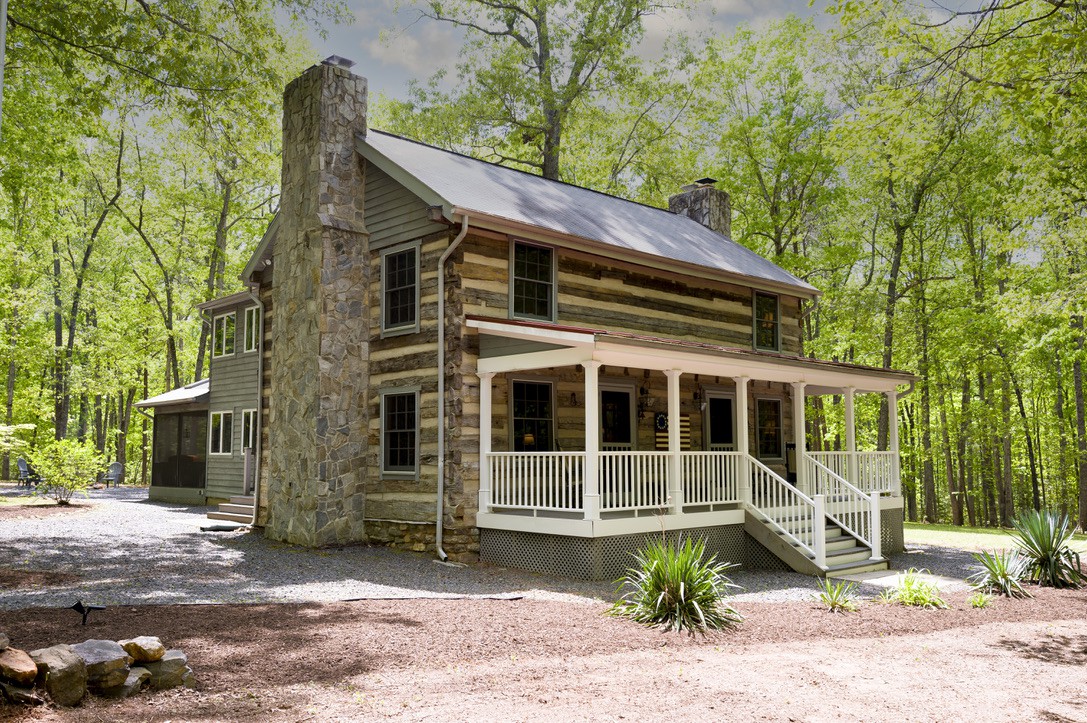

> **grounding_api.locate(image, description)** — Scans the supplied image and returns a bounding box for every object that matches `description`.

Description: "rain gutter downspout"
[436,212,470,562]
[245,280,266,527]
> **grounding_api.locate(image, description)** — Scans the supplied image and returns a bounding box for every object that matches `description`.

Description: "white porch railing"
[599,451,670,511]
[488,452,585,512]
[682,452,742,506]
[804,454,881,560]
[749,456,823,565]
[807,451,898,496]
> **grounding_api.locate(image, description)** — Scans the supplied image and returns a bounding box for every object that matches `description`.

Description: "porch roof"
[135,379,210,409]
[468,317,915,394]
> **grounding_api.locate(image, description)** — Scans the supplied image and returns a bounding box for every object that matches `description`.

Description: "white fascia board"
[467,318,596,347]
[240,213,279,283]
[454,207,821,300]
[477,347,594,374]
[356,135,453,218]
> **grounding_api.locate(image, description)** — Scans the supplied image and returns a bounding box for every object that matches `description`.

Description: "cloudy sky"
[306,0,826,100]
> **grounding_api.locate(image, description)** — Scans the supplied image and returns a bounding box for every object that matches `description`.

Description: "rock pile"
[0,632,194,707]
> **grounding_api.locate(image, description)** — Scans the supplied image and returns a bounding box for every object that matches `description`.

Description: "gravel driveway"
[0,486,975,609]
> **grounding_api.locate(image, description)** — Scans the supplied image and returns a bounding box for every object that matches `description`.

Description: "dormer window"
[754,292,779,351]
[511,241,555,321]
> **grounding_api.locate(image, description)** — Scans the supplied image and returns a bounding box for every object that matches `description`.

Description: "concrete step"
[217,503,253,515]
[207,511,252,524]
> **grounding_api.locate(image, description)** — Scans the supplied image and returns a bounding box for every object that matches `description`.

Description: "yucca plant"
[1011,510,1083,589]
[968,549,1032,598]
[609,536,743,635]
[883,569,949,609]
[815,578,859,613]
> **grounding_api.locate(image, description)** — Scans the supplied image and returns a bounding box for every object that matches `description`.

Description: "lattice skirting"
[881,506,905,554]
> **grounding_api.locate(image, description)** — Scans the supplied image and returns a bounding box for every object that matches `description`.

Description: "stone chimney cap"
[695,177,717,186]
[322,55,356,69]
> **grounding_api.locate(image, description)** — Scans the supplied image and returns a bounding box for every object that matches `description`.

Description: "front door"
[600,388,634,451]
[706,394,736,451]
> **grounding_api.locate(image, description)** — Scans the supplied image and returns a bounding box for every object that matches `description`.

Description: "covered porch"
[470,318,914,573]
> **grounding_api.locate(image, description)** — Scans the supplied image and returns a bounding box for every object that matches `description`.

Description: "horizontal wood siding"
[364,163,445,250]
[208,300,261,499]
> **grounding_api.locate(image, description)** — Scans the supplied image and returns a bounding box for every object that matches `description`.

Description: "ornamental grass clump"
[815,578,859,613]
[968,549,1032,598]
[880,569,948,609]
[1011,510,1083,589]
[609,536,743,635]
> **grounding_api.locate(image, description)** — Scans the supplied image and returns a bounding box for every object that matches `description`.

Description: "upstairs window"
[382,390,419,475]
[213,313,235,358]
[243,307,260,353]
[754,292,780,351]
[511,241,555,321]
[382,243,419,334]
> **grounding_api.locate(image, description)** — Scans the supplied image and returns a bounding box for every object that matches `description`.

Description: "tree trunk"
[1074,315,1087,530]
[939,381,961,525]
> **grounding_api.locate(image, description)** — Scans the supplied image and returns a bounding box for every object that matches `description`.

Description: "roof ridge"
[366,128,709,232]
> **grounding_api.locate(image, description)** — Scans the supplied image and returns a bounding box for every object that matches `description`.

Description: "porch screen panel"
[178,413,207,489]
[512,381,553,451]
[152,414,180,487]
[756,398,783,459]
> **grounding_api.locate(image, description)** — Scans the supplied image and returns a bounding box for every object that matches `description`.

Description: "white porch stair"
[744,510,888,577]
[207,495,254,524]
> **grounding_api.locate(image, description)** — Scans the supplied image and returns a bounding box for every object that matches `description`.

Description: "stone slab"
[29,645,86,707]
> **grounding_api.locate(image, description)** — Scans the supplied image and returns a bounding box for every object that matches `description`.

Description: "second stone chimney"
[668,178,731,239]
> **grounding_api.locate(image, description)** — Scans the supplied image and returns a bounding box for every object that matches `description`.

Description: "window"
[754,292,779,351]
[210,411,234,455]
[511,241,554,321]
[382,390,418,475]
[241,409,258,450]
[511,380,554,451]
[243,307,260,353]
[213,313,235,358]
[755,398,783,459]
[382,243,419,334]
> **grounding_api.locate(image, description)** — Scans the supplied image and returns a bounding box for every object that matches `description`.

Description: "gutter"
[244,280,266,527]
[435,213,470,562]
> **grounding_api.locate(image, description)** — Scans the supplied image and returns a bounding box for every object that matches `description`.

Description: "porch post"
[582,361,602,520]
[734,376,750,505]
[476,372,494,514]
[887,388,901,495]
[665,369,683,513]
[844,386,858,485]
[792,382,807,494]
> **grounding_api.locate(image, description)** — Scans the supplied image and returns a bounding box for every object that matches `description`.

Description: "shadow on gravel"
[996,632,1087,667]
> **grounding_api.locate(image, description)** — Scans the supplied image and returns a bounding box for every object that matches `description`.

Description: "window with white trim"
[241,409,258,450]
[213,313,235,358]
[243,307,260,353]
[381,243,419,334]
[381,390,418,475]
[511,241,555,321]
[755,398,783,460]
[210,411,234,455]
[754,292,780,351]
[511,380,554,451]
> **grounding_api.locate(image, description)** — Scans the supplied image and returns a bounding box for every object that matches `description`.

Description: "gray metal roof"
[135,379,210,409]
[358,130,818,296]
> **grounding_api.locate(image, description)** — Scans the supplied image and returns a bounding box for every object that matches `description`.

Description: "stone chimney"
[266,59,371,547]
[668,178,731,239]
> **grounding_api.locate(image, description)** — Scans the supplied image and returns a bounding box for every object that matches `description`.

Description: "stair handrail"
[746,455,824,567]
[804,454,881,560]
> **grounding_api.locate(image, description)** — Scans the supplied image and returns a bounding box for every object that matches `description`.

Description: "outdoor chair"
[16,457,41,488]
[103,461,124,488]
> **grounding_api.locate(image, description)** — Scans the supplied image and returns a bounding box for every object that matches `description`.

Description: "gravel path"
[0,485,974,609]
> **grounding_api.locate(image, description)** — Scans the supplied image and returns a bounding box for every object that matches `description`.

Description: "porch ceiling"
[467,317,914,394]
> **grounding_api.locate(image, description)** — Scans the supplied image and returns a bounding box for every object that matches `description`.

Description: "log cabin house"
[147,58,915,580]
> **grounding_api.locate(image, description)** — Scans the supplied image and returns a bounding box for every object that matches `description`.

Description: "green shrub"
[1011,510,1083,589]
[609,536,743,635]
[968,549,1032,598]
[881,569,949,609]
[969,592,993,609]
[29,439,105,505]
[815,578,859,613]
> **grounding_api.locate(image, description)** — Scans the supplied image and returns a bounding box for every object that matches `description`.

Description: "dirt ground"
[2,587,1085,722]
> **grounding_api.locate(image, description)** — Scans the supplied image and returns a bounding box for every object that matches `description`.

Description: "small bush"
[882,569,949,609]
[969,592,993,609]
[29,439,105,505]
[609,536,743,635]
[815,578,859,613]
[968,549,1032,598]
[1011,510,1083,589]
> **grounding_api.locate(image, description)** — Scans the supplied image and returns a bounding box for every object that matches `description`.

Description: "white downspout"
[436,213,470,561]
[245,281,266,527]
